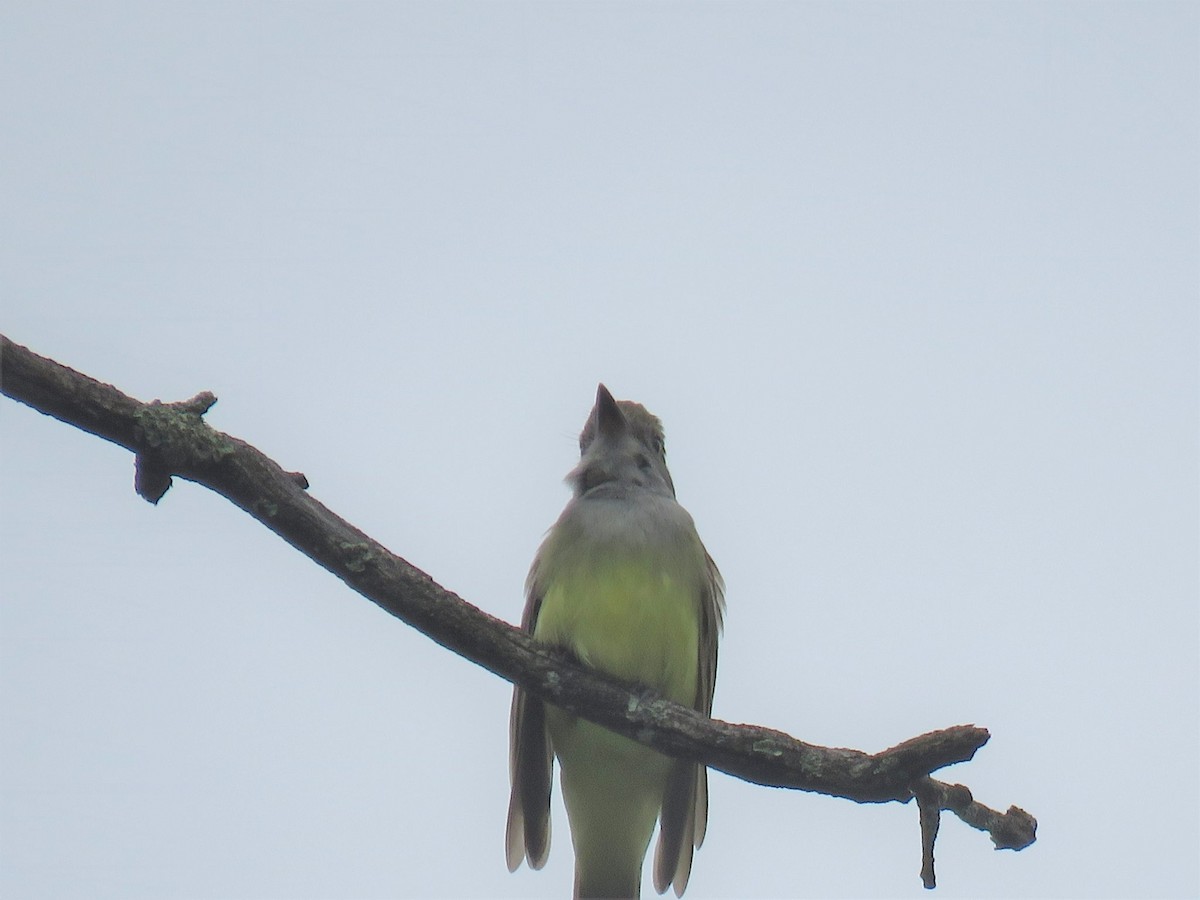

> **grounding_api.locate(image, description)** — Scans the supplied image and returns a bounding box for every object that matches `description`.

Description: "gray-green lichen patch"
[132,400,234,466]
[752,738,786,758]
[339,541,376,573]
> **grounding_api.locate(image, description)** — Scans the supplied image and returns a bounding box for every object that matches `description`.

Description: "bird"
[506,384,724,899]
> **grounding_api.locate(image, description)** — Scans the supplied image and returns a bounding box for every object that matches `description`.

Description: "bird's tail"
[574,857,643,900]
[559,724,671,899]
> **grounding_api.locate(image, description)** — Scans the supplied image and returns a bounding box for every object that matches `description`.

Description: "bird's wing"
[653,549,725,896]
[505,570,553,872]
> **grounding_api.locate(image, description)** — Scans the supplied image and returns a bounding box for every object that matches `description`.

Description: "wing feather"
[653,548,725,894]
[505,575,553,871]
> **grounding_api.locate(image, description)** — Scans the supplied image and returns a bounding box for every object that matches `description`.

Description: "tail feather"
[506,688,552,870]
[575,861,643,899]
[652,761,699,895]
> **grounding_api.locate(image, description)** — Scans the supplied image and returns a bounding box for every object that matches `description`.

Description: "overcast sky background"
[2,3,1197,898]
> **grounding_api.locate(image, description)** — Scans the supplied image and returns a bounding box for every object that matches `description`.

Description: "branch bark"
[0,334,1037,886]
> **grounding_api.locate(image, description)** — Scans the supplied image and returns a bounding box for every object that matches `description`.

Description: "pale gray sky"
[2,2,1197,898]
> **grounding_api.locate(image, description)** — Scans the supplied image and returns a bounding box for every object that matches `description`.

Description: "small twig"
[912,776,1038,855]
[913,778,942,889]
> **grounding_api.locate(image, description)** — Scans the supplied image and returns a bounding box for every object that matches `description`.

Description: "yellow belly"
[533,556,700,705]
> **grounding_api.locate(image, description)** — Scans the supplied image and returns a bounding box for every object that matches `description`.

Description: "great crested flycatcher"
[506,384,724,899]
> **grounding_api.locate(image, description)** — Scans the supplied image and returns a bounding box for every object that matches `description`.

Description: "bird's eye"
[636,453,653,471]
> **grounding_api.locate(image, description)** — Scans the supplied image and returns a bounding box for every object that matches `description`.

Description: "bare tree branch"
[0,333,1037,886]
